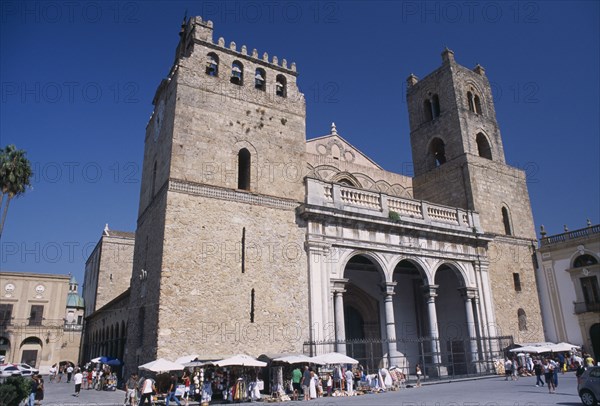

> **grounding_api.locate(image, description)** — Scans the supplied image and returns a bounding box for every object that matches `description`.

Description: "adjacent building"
[536,222,600,359]
[0,272,84,373]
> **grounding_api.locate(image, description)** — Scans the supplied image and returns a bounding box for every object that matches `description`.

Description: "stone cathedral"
[122,16,543,374]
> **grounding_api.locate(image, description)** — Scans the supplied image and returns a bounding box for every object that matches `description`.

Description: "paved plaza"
[38,373,581,406]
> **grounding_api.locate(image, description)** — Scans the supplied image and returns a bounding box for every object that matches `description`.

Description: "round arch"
[340,250,387,282]
[331,172,362,188]
[390,256,431,285]
[431,260,470,287]
[570,252,599,268]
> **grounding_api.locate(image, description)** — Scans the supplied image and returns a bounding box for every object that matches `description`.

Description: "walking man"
[344,368,354,395]
[165,372,181,406]
[139,376,156,406]
[74,368,83,397]
[125,373,139,406]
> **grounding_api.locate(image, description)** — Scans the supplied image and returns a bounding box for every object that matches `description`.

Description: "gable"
[306,134,383,170]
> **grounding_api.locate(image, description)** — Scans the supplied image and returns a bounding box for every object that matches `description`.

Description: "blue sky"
[1,1,599,285]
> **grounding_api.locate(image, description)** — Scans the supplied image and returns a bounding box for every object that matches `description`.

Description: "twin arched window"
[467,90,483,114]
[423,94,441,123]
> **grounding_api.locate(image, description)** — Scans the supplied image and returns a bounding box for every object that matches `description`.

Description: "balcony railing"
[574,302,600,314]
[306,178,481,233]
[541,225,600,246]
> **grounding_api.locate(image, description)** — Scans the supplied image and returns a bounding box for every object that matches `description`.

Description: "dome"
[66,292,85,309]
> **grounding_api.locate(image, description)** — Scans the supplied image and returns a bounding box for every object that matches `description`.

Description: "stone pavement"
[39,373,581,406]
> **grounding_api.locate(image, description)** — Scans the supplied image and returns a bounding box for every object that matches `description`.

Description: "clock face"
[153,100,165,142]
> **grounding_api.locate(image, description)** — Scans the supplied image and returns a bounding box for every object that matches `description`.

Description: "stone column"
[460,287,479,366]
[331,279,348,354]
[423,285,441,364]
[382,282,398,365]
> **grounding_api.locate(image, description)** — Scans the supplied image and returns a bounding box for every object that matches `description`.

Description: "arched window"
[206,53,219,76]
[476,132,492,159]
[423,99,433,122]
[574,254,598,268]
[276,74,287,97]
[231,61,243,85]
[432,94,441,118]
[502,206,512,235]
[238,148,251,190]
[518,308,527,331]
[467,91,475,112]
[430,138,446,167]
[474,95,482,114]
[255,68,266,91]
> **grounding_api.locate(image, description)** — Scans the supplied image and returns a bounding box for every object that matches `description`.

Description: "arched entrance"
[590,323,600,361]
[0,336,11,361]
[342,254,384,369]
[392,259,429,366]
[434,264,469,375]
[20,337,43,367]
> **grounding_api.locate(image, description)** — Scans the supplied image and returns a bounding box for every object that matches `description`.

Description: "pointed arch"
[231,60,244,85]
[255,68,266,91]
[517,308,527,331]
[476,132,493,160]
[206,52,219,76]
[276,74,287,97]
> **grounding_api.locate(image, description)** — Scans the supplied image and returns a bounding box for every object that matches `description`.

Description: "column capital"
[422,284,439,299]
[459,286,478,300]
[381,282,397,296]
[331,278,348,293]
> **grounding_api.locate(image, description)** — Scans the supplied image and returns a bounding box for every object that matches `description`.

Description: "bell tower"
[125,16,309,370]
[407,49,543,342]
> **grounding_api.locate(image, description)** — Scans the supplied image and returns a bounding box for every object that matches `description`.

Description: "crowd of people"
[503,351,596,394]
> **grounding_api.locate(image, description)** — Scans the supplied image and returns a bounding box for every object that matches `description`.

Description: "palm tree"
[0,145,33,238]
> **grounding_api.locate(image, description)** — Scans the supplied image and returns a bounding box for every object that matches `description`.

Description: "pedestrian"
[34,375,44,405]
[291,366,302,400]
[74,368,83,397]
[415,363,422,387]
[165,372,181,406]
[504,358,512,381]
[87,369,92,389]
[534,359,544,387]
[326,373,333,397]
[543,358,555,394]
[344,367,354,395]
[82,370,88,390]
[182,371,190,406]
[139,376,156,406]
[125,372,139,406]
[309,369,317,399]
[585,353,595,367]
[57,365,63,383]
[551,358,559,387]
[28,375,38,406]
[575,360,586,385]
[301,366,311,401]
[66,364,73,383]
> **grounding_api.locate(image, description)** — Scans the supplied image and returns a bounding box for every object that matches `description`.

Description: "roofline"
[307,133,384,170]
[0,271,71,281]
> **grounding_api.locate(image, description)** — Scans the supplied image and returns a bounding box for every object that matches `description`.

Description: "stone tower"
[125,17,309,369]
[407,49,543,342]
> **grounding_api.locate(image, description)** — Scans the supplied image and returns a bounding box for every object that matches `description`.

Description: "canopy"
[214,354,267,367]
[310,352,359,365]
[509,345,552,354]
[139,358,185,373]
[272,354,316,364]
[548,342,580,352]
[175,355,199,365]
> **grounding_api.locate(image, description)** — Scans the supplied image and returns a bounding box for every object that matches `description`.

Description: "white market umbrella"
[310,352,359,365]
[548,342,580,352]
[509,345,552,354]
[139,358,185,373]
[273,354,315,364]
[214,354,267,367]
[175,355,199,365]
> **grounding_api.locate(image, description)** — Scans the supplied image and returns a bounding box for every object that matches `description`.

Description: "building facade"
[118,16,544,376]
[537,223,600,359]
[0,272,83,373]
